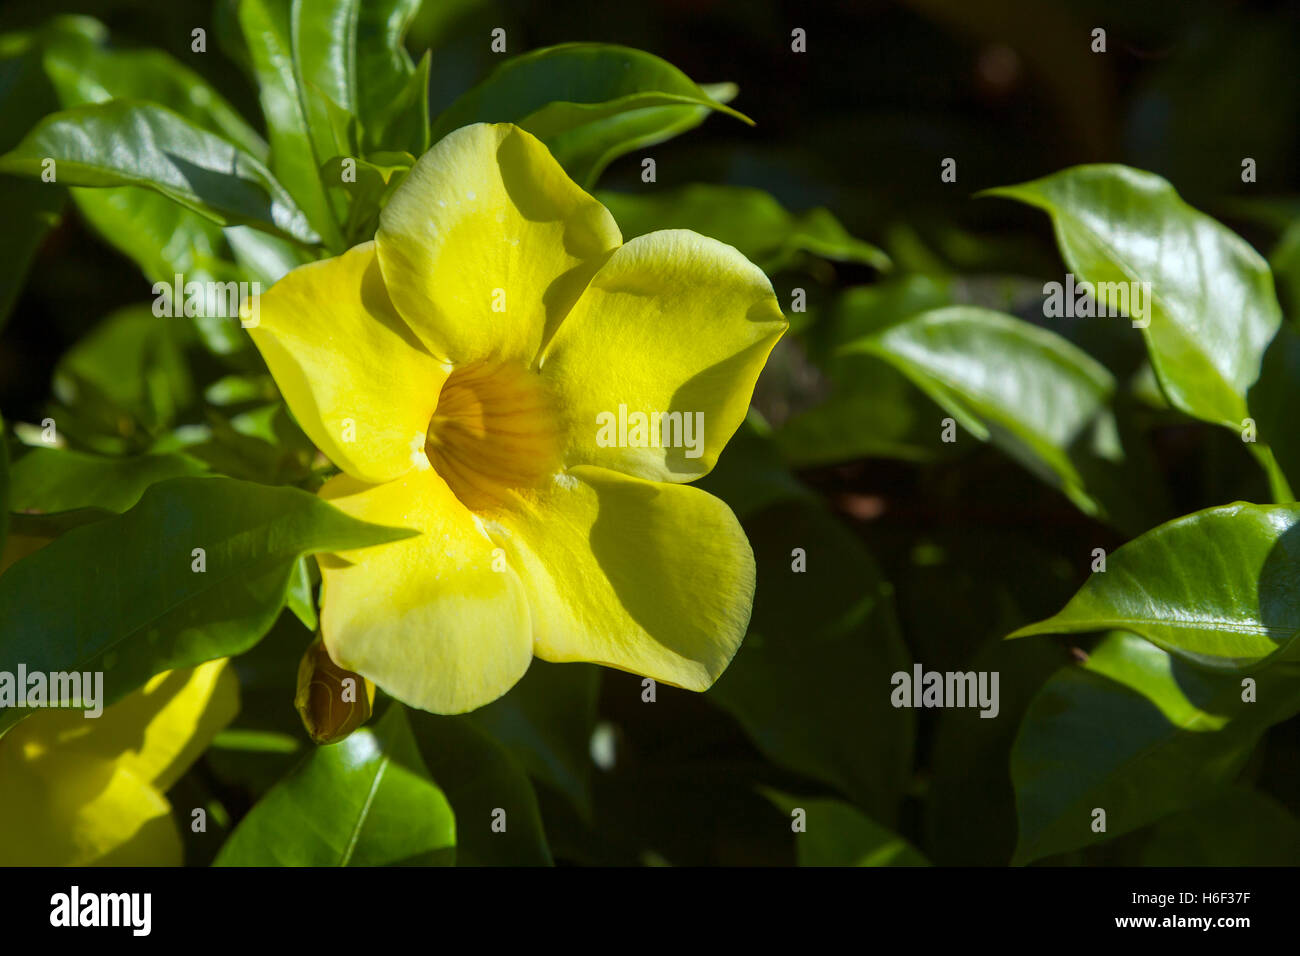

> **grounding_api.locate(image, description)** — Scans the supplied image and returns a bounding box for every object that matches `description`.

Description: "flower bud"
[295,637,375,745]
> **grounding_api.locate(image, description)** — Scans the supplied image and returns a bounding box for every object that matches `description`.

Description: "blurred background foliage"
[2,0,1299,866]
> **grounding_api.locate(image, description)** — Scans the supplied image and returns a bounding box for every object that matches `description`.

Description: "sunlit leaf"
[215,704,455,866]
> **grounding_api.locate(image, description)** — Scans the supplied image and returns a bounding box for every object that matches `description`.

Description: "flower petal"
[318,468,533,714]
[0,660,235,866]
[538,230,786,482]
[376,123,621,365]
[248,241,447,484]
[496,466,754,689]
[0,758,181,866]
[88,660,239,791]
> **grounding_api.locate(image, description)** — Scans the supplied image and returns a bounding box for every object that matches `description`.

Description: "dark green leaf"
[766,792,928,866]
[0,411,8,558]
[473,661,600,817]
[710,496,913,824]
[1010,632,1300,863]
[1135,785,1300,866]
[409,709,552,865]
[0,476,415,732]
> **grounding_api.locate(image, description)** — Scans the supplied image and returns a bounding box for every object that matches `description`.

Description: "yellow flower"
[0,660,238,865]
[248,123,787,714]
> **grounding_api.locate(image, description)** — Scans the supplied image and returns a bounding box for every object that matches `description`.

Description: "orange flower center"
[425,360,560,512]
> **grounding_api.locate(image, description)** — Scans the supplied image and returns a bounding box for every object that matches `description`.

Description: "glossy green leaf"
[473,661,600,817]
[431,43,750,188]
[408,710,552,865]
[843,306,1119,519]
[597,184,888,274]
[292,0,429,157]
[984,165,1282,430]
[1011,632,1300,863]
[236,0,342,247]
[8,447,206,514]
[1011,502,1300,669]
[710,496,913,824]
[41,24,267,158]
[215,704,455,866]
[766,792,928,866]
[0,476,414,733]
[36,18,270,307]
[0,100,318,244]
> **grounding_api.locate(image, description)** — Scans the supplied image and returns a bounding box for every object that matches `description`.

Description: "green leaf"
[1246,322,1300,497]
[50,305,195,443]
[709,496,913,824]
[983,165,1282,431]
[696,411,809,520]
[473,661,600,817]
[765,792,928,866]
[1010,632,1300,864]
[0,23,75,328]
[842,306,1120,520]
[1135,785,1300,866]
[179,402,315,485]
[597,184,888,274]
[286,555,318,632]
[292,0,429,156]
[0,476,414,733]
[408,710,552,865]
[774,278,955,467]
[431,43,750,188]
[236,0,343,248]
[214,704,455,866]
[8,447,206,514]
[40,24,267,158]
[224,225,314,287]
[0,411,8,558]
[320,151,413,244]
[35,17,273,309]
[0,100,319,244]
[1010,501,1300,669]
[0,176,63,329]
